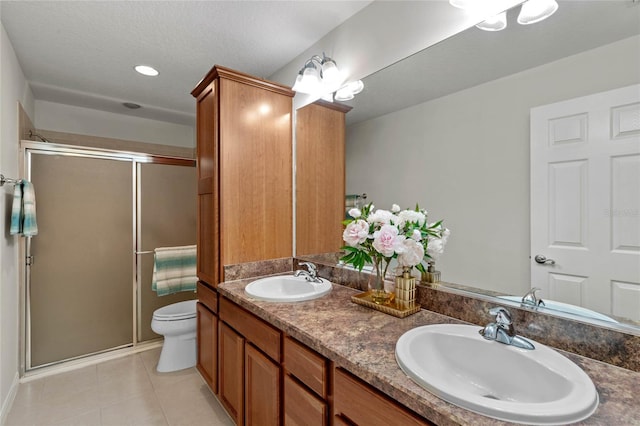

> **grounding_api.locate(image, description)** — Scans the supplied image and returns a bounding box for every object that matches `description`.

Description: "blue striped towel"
[152,245,197,296]
[10,181,38,237]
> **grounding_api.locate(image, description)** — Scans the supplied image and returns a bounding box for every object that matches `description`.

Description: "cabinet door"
[196,302,217,393]
[284,374,327,426]
[219,322,244,425]
[195,80,220,286]
[245,344,281,426]
[295,101,350,256]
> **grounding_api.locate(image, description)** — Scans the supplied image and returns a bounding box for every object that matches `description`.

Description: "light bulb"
[476,11,507,31]
[518,0,558,25]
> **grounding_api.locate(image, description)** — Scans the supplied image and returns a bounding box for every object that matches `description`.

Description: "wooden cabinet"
[196,282,218,393]
[219,296,282,426]
[333,368,434,426]
[218,322,245,425]
[283,337,330,425]
[191,66,294,286]
[245,344,280,426]
[284,375,327,426]
[295,100,352,256]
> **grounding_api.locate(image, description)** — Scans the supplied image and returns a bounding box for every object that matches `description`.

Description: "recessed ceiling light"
[134,65,159,77]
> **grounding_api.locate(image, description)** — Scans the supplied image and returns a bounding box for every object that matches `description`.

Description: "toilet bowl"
[151,299,197,373]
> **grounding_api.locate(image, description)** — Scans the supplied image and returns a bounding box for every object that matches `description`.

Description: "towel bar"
[0,174,21,187]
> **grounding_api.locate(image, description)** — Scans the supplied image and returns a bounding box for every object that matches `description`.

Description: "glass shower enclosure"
[24,142,196,370]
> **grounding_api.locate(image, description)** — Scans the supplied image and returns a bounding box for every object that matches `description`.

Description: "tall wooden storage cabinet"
[191,65,295,285]
[295,100,351,256]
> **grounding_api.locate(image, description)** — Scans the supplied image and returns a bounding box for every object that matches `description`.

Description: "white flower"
[367,209,396,225]
[397,238,425,267]
[348,208,361,219]
[396,210,426,228]
[391,204,401,213]
[427,230,450,260]
[372,224,404,257]
[410,229,422,241]
[342,220,369,247]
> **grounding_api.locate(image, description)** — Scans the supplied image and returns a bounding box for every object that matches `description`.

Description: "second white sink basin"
[396,324,598,425]
[499,296,618,323]
[245,275,332,302]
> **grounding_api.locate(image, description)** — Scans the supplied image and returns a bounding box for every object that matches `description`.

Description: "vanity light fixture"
[450,0,558,31]
[292,53,342,94]
[134,64,159,76]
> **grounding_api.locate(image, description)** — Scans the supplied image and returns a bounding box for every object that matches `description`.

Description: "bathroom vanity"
[195,270,640,426]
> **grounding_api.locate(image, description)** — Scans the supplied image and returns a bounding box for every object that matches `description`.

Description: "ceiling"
[344,0,640,125]
[0,1,372,126]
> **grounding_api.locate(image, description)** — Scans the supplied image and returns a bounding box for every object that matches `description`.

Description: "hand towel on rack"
[152,245,197,296]
[10,181,38,237]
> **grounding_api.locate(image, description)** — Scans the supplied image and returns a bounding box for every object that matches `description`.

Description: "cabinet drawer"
[219,297,281,362]
[284,336,328,398]
[333,368,433,426]
[284,375,327,426]
[197,281,218,313]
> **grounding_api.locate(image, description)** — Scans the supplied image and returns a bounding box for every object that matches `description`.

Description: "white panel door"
[531,84,640,321]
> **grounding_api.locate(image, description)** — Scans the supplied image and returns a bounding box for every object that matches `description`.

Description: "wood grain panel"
[196,281,218,313]
[220,297,281,362]
[284,374,327,426]
[196,82,220,286]
[196,302,217,392]
[333,368,434,426]
[218,322,244,425]
[295,102,349,255]
[219,78,293,264]
[284,336,328,398]
[245,344,281,426]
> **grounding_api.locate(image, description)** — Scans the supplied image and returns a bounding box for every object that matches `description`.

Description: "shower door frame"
[20,141,195,373]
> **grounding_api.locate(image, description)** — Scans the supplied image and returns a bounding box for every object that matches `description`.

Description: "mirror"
[300,1,640,331]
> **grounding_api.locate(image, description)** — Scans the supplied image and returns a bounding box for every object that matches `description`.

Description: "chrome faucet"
[294,262,323,283]
[522,287,545,307]
[479,307,535,350]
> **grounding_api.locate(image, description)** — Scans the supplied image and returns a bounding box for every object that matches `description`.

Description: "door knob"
[534,255,555,265]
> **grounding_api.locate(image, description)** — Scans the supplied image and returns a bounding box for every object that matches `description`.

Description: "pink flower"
[342,220,369,247]
[373,224,404,257]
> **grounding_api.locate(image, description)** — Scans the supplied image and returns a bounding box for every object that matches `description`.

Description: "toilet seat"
[152,299,197,321]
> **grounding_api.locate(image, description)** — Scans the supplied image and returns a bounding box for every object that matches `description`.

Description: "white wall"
[0,22,35,423]
[346,35,640,295]
[34,101,195,148]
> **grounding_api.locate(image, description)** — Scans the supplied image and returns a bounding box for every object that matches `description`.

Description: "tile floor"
[5,348,234,426]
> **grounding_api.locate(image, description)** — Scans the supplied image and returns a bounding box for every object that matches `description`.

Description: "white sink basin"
[499,296,618,323]
[395,324,598,425]
[245,275,332,302]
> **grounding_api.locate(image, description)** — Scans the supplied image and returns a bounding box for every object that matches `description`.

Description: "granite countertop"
[217,277,640,426]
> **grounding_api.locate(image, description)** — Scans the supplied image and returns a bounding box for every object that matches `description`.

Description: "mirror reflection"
[304,1,640,330]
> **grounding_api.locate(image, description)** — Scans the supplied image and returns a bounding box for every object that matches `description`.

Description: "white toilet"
[151,299,198,372]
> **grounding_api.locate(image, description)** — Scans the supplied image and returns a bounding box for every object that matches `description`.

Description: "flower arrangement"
[340,202,450,294]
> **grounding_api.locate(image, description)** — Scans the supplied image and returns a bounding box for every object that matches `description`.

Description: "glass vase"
[368,259,394,305]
